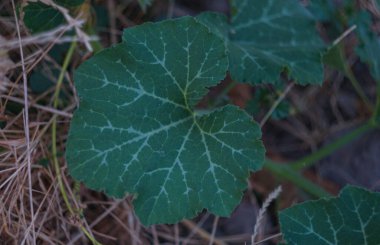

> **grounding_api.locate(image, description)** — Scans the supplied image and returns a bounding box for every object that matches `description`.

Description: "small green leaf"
[23,1,84,34]
[271,100,291,120]
[29,44,70,93]
[66,17,265,225]
[54,0,84,7]
[0,121,6,129]
[29,66,58,93]
[356,22,380,123]
[94,4,109,30]
[307,0,336,22]
[323,44,346,72]
[245,87,292,120]
[197,0,325,85]
[138,0,153,12]
[354,12,380,81]
[357,36,380,81]
[279,185,380,245]
[23,2,65,34]
[307,0,355,24]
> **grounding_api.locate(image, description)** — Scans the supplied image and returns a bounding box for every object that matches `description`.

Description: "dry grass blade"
[10,0,36,243]
[251,186,282,245]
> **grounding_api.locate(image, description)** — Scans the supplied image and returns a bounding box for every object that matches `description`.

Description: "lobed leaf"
[197,0,325,85]
[280,186,380,245]
[66,17,265,225]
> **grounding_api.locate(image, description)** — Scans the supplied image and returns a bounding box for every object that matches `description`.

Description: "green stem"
[52,41,102,245]
[340,45,374,111]
[264,160,331,198]
[52,41,77,215]
[290,120,376,170]
[373,82,380,124]
[345,66,373,110]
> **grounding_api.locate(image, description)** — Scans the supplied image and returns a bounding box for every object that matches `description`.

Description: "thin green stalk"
[52,41,77,215]
[373,82,380,124]
[264,160,331,198]
[340,45,374,111]
[52,41,102,245]
[290,120,376,170]
[344,65,373,111]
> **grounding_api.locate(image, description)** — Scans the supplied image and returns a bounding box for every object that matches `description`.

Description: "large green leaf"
[66,17,265,225]
[279,186,380,245]
[197,0,325,85]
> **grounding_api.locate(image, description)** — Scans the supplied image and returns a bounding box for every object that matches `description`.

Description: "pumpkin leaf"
[279,186,380,245]
[197,0,325,85]
[66,17,265,225]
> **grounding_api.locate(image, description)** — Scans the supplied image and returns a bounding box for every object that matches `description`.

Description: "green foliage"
[30,44,70,93]
[354,12,380,81]
[307,0,355,32]
[279,186,380,245]
[307,0,337,22]
[0,121,6,129]
[357,35,380,81]
[65,0,380,232]
[23,0,84,34]
[309,1,380,123]
[55,0,84,7]
[29,66,60,93]
[137,0,153,12]
[93,4,109,30]
[346,9,380,125]
[322,44,346,72]
[197,0,325,85]
[309,1,380,82]
[66,0,327,227]
[23,2,65,33]
[271,100,291,120]
[245,86,292,120]
[351,11,380,124]
[66,17,265,225]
